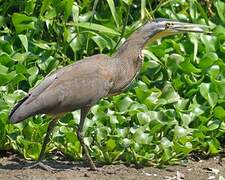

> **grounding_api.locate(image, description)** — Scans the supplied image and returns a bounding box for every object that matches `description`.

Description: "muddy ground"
[0,153,225,180]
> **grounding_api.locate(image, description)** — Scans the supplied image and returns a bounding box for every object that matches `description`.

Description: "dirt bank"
[0,154,225,180]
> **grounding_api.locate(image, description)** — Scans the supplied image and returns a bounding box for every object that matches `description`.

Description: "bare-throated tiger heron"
[9,19,210,171]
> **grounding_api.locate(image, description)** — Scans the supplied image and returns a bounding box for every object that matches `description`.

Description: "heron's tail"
[9,96,30,124]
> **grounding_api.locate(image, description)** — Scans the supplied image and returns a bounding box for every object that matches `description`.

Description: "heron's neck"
[114,24,158,60]
[109,23,158,94]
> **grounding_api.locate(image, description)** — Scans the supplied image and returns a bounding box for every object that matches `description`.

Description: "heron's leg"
[218,149,225,165]
[39,117,59,161]
[77,106,96,170]
[24,116,59,171]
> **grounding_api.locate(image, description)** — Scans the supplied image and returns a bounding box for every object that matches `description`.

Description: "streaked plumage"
[9,19,210,170]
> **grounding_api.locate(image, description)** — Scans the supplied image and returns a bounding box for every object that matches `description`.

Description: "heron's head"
[144,18,211,42]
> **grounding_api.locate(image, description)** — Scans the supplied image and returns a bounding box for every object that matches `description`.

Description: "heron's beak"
[171,22,212,34]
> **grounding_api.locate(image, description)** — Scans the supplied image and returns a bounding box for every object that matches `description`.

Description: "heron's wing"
[35,55,113,114]
[9,54,112,123]
[26,54,110,105]
[25,70,64,105]
[8,70,62,120]
[9,69,64,123]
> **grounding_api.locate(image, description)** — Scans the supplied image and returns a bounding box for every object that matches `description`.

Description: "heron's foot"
[89,166,97,171]
[218,153,224,166]
[87,162,97,171]
[83,153,97,171]
[23,161,57,172]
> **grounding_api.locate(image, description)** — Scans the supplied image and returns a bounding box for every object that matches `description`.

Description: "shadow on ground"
[0,153,225,180]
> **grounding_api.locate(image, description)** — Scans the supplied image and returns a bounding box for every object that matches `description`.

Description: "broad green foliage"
[0,0,224,166]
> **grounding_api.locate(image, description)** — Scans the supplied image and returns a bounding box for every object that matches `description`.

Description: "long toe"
[89,164,97,171]
[218,155,224,166]
[23,161,58,172]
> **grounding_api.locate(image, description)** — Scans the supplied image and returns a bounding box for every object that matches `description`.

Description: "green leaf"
[24,142,41,160]
[0,71,16,85]
[208,92,218,108]
[0,52,11,65]
[91,35,109,52]
[189,33,199,62]
[15,64,27,74]
[199,83,210,100]
[212,80,225,99]
[106,139,116,151]
[25,0,36,15]
[12,13,36,33]
[198,52,218,69]
[117,96,133,112]
[106,0,119,28]
[40,0,52,15]
[75,22,120,35]
[141,0,146,20]
[18,34,28,52]
[166,53,184,72]
[0,40,13,54]
[207,121,219,131]
[137,112,150,125]
[63,0,74,21]
[199,83,218,107]
[134,131,150,145]
[161,137,172,148]
[207,139,219,154]
[174,126,190,138]
[27,66,39,76]
[12,53,27,62]
[209,65,220,79]
[71,3,79,23]
[194,0,209,25]
[121,138,130,148]
[214,106,225,120]
[160,83,180,104]
[109,115,118,125]
[180,60,201,73]
[161,148,172,162]
[135,88,151,103]
[179,113,194,127]
[201,35,217,52]
[174,141,193,155]
[122,0,133,5]
[0,16,5,27]
[31,40,51,50]
[214,0,225,23]
[0,64,8,74]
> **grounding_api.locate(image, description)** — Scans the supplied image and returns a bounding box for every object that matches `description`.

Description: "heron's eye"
[165,22,174,29]
[165,23,170,29]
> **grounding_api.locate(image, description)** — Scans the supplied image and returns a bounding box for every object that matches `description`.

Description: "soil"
[0,154,225,180]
